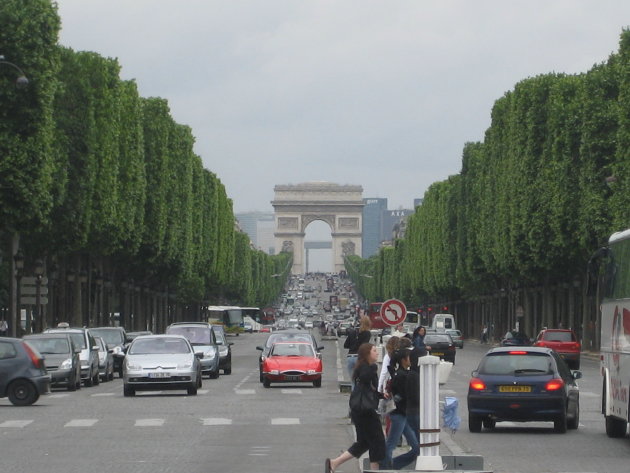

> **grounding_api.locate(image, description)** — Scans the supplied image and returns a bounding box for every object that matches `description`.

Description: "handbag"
[349,382,379,413]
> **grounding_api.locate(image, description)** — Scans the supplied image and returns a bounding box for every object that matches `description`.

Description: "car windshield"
[266,333,312,347]
[27,338,70,355]
[129,338,191,355]
[542,331,574,342]
[271,343,314,357]
[479,353,552,375]
[90,329,124,346]
[167,326,211,345]
[212,328,226,345]
[68,333,86,349]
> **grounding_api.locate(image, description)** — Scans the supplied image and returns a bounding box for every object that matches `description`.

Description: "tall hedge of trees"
[348,30,630,350]
[1,0,289,332]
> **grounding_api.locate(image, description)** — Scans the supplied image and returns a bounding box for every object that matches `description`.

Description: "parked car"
[23,333,81,391]
[467,346,581,433]
[165,322,220,379]
[533,329,581,369]
[94,336,115,382]
[44,324,100,387]
[446,329,464,349]
[424,332,457,364]
[123,334,202,397]
[261,341,323,388]
[0,337,50,405]
[211,325,233,375]
[256,330,324,382]
[500,330,531,347]
[89,326,127,377]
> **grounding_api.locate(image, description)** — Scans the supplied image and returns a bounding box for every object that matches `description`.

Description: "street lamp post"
[33,259,44,333]
[0,55,29,88]
[13,249,24,337]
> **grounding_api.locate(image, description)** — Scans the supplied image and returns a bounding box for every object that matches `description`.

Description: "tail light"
[470,377,486,390]
[545,378,564,391]
[509,351,528,355]
[23,342,45,370]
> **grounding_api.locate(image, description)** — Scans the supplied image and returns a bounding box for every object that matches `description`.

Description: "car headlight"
[204,347,216,358]
[269,370,279,375]
[125,361,142,371]
[60,358,73,370]
[177,361,193,369]
[307,369,318,375]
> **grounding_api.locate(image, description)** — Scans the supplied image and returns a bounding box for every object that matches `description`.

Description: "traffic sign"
[380,299,407,326]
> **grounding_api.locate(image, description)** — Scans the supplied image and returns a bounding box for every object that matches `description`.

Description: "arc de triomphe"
[272,182,363,274]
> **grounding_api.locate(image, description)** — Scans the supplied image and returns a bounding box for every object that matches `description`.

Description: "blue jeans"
[381,412,419,470]
[346,354,358,386]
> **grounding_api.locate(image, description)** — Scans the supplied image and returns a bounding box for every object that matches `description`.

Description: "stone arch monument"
[272,182,364,274]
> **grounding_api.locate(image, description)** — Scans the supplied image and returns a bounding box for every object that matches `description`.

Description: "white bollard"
[415,355,443,471]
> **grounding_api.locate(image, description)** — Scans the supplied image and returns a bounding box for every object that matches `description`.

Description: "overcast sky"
[56,1,630,215]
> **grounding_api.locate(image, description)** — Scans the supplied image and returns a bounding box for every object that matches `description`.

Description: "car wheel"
[187,384,198,395]
[263,377,271,388]
[209,370,220,379]
[108,366,114,381]
[224,366,232,375]
[123,384,135,397]
[68,374,77,391]
[567,401,580,430]
[554,411,567,433]
[482,417,496,429]
[197,373,203,388]
[7,379,39,406]
[468,415,482,433]
[93,369,100,386]
[84,375,93,387]
[259,371,263,383]
[313,378,322,388]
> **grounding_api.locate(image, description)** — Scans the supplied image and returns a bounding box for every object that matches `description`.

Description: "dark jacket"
[390,367,411,415]
[346,329,371,355]
[353,362,380,392]
[405,368,420,417]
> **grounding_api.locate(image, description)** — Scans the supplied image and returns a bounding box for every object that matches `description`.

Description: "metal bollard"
[415,355,443,471]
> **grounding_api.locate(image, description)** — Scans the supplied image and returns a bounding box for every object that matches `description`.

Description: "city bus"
[590,228,630,438]
[206,306,244,335]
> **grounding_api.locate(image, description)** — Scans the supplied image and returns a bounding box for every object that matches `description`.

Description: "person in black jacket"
[381,348,420,469]
[345,316,372,387]
[326,342,385,473]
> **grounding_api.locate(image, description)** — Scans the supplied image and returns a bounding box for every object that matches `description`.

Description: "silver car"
[44,325,100,387]
[123,335,202,397]
[94,336,114,382]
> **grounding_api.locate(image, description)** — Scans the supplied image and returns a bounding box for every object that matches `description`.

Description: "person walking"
[345,316,372,385]
[381,347,420,470]
[409,326,430,369]
[378,336,400,436]
[326,343,386,473]
[0,318,8,336]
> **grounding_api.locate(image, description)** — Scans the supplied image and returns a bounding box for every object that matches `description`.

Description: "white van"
[431,313,455,331]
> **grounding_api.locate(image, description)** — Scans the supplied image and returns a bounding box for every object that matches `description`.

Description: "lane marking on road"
[91,392,115,397]
[337,340,344,382]
[201,418,232,425]
[135,418,165,427]
[65,419,98,427]
[281,389,302,394]
[136,391,162,395]
[271,418,300,425]
[198,389,210,394]
[0,420,33,428]
[249,446,271,456]
[48,394,70,399]
[236,389,256,394]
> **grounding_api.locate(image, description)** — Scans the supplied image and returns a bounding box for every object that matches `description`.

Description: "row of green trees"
[1,0,289,329]
[348,30,630,348]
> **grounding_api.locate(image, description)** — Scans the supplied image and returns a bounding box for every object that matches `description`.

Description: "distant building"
[381,209,415,242]
[235,212,275,254]
[362,198,388,258]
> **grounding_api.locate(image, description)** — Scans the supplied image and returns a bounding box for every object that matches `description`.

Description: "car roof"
[540,328,573,333]
[132,334,188,341]
[487,346,554,355]
[24,333,71,339]
[45,327,87,334]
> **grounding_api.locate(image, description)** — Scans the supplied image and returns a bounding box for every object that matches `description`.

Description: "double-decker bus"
[590,228,630,438]
[206,306,244,335]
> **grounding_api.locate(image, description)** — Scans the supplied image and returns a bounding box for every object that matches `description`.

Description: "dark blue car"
[467,346,581,433]
[0,337,51,405]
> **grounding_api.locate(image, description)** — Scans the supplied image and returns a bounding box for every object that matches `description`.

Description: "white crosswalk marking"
[198,389,210,394]
[135,418,165,427]
[91,392,115,397]
[271,418,300,425]
[65,419,98,427]
[235,389,256,394]
[0,420,33,428]
[281,389,302,394]
[201,418,232,425]
[48,394,70,399]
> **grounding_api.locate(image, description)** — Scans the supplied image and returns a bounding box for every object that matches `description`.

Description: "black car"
[424,332,456,364]
[467,346,581,433]
[0,337,50,405]
[23,333,82,391]
[501,330,531,347]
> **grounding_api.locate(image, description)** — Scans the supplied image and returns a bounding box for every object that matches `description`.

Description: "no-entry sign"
[380,299,407,326]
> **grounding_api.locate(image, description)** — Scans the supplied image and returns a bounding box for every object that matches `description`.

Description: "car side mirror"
[256,346,264,351]
[75,348,82,354]
[228,342,234,346]
[471,370,478,377]
[194,352,204,359]
[572,370,582,380]
[318,346,325,351]
[92,345,100,351]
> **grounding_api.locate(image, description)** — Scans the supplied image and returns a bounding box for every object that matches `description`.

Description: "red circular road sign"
[380,299,407,326]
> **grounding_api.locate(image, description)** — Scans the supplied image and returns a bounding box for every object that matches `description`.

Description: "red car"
[261,341,322,388]
[533,329,581,369]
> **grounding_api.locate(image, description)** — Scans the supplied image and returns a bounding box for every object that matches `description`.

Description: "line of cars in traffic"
[0,321,235,405]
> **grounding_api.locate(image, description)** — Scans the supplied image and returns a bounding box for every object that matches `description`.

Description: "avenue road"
[1,317,629,471]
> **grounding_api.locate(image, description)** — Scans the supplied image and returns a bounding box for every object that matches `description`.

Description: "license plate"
[432,352,444,356]
[499,385,531,393]
[285,375,301,381]
[148,372,171,378]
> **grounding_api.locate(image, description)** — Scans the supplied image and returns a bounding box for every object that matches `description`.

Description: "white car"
[123,335,202,397]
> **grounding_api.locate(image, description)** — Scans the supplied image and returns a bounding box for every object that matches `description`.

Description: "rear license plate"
[432,352,444,356]
[148,372,171,379]
[499,385,531,393]
[285,375,301,381]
